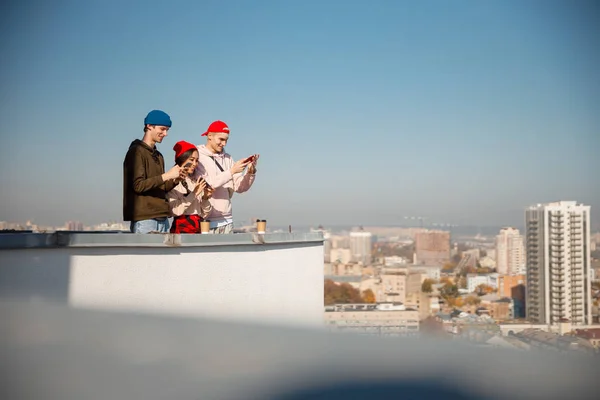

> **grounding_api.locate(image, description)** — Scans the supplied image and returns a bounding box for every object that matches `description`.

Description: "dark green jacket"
[123,139,176,222]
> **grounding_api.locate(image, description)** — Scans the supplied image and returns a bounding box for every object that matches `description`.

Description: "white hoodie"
[194,144,256,227]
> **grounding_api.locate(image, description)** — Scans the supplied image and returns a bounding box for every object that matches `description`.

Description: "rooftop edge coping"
[0,231,324,249]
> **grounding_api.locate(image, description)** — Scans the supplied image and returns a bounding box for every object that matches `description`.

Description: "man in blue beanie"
[123,110,185,233]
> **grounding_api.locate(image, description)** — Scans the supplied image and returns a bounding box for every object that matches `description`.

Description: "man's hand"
[230,158,251,175]
[247,154,259,174]
[163,165,182,181]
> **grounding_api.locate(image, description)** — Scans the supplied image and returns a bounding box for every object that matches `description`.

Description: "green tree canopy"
[324,279,365,305]
[421,279,435,293]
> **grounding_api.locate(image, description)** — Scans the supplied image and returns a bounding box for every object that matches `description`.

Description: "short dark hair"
[175,149,196,166]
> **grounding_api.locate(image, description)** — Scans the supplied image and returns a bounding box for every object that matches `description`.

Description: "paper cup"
[200,220,211,234]
[256,219,267,234]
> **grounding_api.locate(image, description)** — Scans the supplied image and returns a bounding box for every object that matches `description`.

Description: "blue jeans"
[130,218,170,234]
[210,223,233,234]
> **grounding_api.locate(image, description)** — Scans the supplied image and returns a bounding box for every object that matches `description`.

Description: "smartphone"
[181,162,194,177]
[243,155,256,163]
[199,177,212,190]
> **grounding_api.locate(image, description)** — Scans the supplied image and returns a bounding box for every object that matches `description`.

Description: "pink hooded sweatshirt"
[194,144,256,226]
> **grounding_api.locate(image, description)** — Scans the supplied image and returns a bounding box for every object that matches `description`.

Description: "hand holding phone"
[231,157,251,174]
[194,177,205,195]
[195,177,214,199]
[203,177,212,191]
[247,154,259,174]
[196,176,212,190]
[183,162,195,174]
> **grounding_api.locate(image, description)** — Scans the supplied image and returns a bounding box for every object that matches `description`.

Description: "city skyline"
[0,1,598,227]
[2,219,600,236]
[4,207,600,243]
[2,200,598,234]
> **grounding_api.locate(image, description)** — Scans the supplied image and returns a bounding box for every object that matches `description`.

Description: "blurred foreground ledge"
[1,301,597,400]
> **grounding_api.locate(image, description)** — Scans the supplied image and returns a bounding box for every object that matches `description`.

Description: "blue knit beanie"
[144,110,172,127]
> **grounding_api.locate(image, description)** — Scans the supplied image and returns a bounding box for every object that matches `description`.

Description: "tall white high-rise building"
[496,227,525,275]
[525,201,592,326]
[350,229,372,265]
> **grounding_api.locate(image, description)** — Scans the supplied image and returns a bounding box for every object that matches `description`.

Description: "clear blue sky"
[0,0,598,229]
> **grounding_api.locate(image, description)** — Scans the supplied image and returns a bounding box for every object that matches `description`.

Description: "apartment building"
[496,227,526,275]
[408,265,442,281]
[525,201,592,325]
[350,229,372,265]
[330,248,352,264]
[498,274,526,318]
[324,303,419,336]
[380,271,406,303]
[498,275,526,298]
[467,273,499,293]
[414,230,450,266]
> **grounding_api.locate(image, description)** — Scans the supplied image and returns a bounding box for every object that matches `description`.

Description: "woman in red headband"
[167,141,213,233]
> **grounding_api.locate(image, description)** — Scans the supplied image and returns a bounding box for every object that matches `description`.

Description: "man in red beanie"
[123,110,185,233]
[195,120,258,234]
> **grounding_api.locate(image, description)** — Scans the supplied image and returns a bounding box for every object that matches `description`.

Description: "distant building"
[458,252,478,270]
[330,248,352,264]
[463,248,481,261]
[334,263,362,276]
[329,235,350,249]
[498,275,525,298]
[408,265,441,281]
[404,292,435,321]
[414,230,450,266]
[384,256,408,266]
[406,272,427,296]
[479,256,496,269]
[477,295,514,320]
[404,272,434,320]
[526,201,593,325]
[380,271,406,303]
[498,274,526,318]
[350,229,372,265]
[572,328,600,350]
[93,222,129,231]
[66,221,84,231]
[450,243,459,258]
[324,303,419,337]
[323,232,331,262]
[514,328,596,354]
[467,273,499,293]
[496,227,525,275]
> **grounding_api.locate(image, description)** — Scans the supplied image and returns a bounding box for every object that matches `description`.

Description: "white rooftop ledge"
[0,232,324,328]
